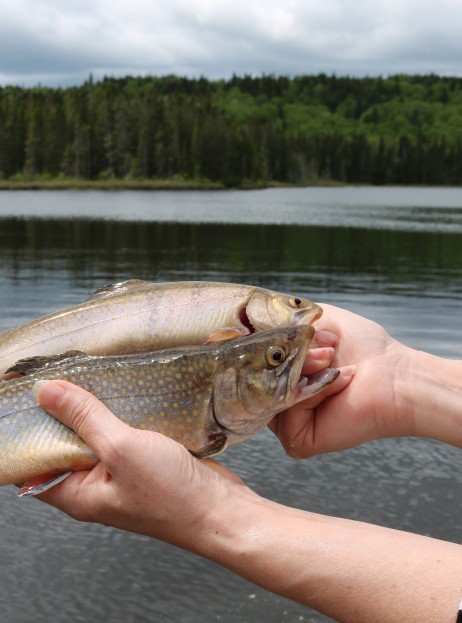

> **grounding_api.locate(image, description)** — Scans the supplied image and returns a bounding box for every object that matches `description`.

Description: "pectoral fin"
[190,435,228,458]
[0,370,22,381]
[206,327,248,344]
[18,472,72,497]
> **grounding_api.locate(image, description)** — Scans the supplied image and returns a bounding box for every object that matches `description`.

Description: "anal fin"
[18,472,72,497]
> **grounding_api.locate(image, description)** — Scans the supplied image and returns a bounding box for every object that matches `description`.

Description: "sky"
[1,0,462,87]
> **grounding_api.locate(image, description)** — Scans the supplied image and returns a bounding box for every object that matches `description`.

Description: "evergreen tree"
[0,74,462,186]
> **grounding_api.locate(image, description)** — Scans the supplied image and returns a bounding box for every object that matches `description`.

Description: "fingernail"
[32,380,46,402]
[32,380,67,411]
[340,365,357,378]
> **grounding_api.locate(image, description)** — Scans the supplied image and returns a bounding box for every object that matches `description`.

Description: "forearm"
[398,349,462,447]
[191,485,462,623]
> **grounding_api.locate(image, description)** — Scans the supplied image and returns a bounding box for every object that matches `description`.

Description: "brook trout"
[0,326,338,494]
[0,280,322,375]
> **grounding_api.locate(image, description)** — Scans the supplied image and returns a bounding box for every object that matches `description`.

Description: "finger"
[36,463,109,521]
[33,379,129,459]
[268,365,356,456]
[268,365,354,435]
[272,402,317,459]
[302,347,334,375]
[297,364,356,409]
[311,330,339,348]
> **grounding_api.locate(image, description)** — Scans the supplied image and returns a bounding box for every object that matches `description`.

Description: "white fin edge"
[18,472,73,497]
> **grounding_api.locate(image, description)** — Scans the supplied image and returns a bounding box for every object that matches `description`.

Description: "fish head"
[245,290,323,332]
[212,325,337,447]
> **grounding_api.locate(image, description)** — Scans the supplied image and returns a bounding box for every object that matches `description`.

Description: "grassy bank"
[0,177,343,191]
[0,177,226,191]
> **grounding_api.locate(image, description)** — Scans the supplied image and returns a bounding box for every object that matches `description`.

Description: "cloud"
[0,0,461,86]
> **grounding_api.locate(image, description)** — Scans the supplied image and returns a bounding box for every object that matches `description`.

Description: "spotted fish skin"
[0,326,316,487]
[0,280,322,375]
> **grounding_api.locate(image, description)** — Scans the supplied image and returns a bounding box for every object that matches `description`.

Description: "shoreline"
[0,178,344,191]
[0,179,459,192]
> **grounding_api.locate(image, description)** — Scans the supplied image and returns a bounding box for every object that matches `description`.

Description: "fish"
[0,280,322,376]
[0,325,339,496]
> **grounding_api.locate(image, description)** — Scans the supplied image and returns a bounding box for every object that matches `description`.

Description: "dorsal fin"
[5,350,87,377]
[86,279,149,301]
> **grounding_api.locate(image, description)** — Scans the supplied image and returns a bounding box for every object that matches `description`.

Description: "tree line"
[1,73,462,186]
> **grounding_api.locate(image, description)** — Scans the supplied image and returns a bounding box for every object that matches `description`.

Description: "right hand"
[270,304,413,458]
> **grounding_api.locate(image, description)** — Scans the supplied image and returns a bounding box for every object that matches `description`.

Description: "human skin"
[33,305,462,623]
[270,303,462,457]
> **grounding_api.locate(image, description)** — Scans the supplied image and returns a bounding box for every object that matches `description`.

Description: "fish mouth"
[295,367,340,402]
[295,305,323,325]
[239,303,322,333]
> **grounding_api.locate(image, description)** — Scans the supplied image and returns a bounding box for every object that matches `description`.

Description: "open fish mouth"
[295,306,323,325]
[238,303,322,333]
[295,367,340,402]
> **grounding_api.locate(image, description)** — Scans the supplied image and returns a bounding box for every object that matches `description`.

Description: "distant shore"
[0,178,343,191]
[0,178,225,191]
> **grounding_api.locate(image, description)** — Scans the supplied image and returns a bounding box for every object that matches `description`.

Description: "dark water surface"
[0,187,461,623]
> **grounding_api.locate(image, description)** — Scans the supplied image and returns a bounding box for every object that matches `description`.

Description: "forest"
[0,73,461,187]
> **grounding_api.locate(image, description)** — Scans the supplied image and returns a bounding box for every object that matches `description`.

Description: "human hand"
[33,379,250,547]
[270,304,414,457]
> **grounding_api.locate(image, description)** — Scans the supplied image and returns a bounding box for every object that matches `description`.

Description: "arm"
[271,304,462,457]
[34,380,462,623]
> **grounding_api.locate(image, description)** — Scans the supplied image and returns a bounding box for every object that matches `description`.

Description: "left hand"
[34,379,244,548]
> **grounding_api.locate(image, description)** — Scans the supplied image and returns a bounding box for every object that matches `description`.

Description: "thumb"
[33,379,128,459]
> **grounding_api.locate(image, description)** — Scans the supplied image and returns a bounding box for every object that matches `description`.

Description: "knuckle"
[281,433,314,459]
[101,440,124,470]
[72,500,106,524]
[69,504,92,523]
[284,443,311,459]
[101,429,138,471]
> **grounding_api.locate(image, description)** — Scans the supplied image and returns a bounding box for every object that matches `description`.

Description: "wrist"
[189,482,328,599]
[396,347,462,446]
[190,479,267,563]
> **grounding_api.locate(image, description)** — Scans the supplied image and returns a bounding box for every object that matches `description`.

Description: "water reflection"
[1,218,462,296]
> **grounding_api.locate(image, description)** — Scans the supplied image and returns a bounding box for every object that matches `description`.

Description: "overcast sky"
[1,0,462,86]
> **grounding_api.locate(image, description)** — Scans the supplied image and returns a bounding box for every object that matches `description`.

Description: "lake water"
[0,187,461,623]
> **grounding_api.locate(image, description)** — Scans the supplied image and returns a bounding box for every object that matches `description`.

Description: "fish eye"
[289,296,304,308]
[266,346,286,367]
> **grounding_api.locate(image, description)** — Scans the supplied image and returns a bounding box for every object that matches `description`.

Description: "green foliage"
[0,74,462,186]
